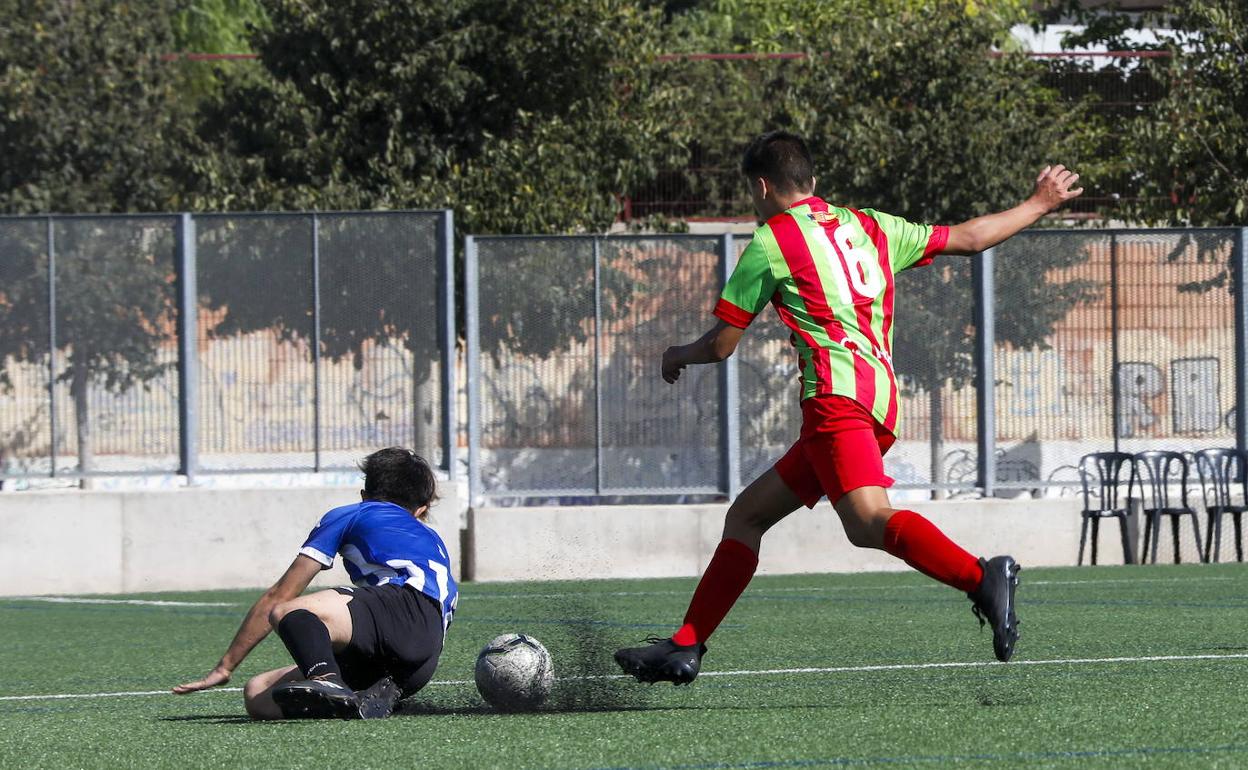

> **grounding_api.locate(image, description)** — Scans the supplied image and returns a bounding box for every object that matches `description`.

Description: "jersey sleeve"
[299,505,357,569]
[862,208,950,272]
[714,234,777,328]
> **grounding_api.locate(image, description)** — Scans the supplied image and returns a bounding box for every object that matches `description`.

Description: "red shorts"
[774,395,896,507]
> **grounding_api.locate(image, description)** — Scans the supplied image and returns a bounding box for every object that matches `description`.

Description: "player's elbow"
[709,326,744,362]
[947,225,988,256]
[709,338,737,362]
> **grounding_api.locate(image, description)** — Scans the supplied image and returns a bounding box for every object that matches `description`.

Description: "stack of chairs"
[1077,448,1247,565]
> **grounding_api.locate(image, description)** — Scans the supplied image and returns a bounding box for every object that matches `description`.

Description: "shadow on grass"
[158,714,255,724]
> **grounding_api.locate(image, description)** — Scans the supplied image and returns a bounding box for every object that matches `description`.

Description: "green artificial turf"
[2,563,1247,769]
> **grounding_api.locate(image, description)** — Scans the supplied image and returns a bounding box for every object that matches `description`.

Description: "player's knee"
[242,678,276,720]
[267,601,294,629]
[843,521,876,549]
[725,501,768,534]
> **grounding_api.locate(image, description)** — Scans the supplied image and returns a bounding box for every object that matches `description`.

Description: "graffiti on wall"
[1115,357,1224,438]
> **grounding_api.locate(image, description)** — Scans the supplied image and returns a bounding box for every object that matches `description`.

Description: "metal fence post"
[438,210,457,479]
[465,236,481,507]
[973,247,996,497]
[593,237,605,495]
[176,214,199,483]
[1110,232,1121,453]
[719,233,742,498]
[1235,227,1248,454]
[311,213,322,472]
[46,217,57,477]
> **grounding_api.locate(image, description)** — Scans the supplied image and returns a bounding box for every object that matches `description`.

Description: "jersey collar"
[786,195,827,213]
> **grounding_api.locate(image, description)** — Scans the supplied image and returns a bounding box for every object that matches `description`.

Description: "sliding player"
[174,447,457,719]
[616,131,1083,684]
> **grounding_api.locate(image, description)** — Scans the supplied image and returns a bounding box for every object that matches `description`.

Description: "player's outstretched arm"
[661,320,745,383]
[172,554,321,694]
[941,165,1084,256]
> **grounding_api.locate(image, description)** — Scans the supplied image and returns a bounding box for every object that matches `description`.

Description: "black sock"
[276,609,343,681]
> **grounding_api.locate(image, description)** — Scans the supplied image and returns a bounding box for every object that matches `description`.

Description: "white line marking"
[4,597,239,607]
[0,687,243,702]
[468,587,828,600]
[468,576,1237,600]
[5,653,1247,702]
[1028,577,1235,587]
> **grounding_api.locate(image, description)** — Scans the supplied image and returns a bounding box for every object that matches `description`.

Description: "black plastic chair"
[1078,452,1136,565]
[1192,448,1247,563]
[1132,451,1204,564]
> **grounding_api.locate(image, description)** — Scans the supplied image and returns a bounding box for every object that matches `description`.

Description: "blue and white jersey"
[300,500,458,628]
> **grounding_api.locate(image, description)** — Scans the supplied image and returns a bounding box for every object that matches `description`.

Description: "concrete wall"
[468,498,1112,582]
[0,485,463,596]
[2,487,1128,595]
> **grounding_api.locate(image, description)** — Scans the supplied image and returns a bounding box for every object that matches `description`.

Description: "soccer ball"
[474,633,555,711]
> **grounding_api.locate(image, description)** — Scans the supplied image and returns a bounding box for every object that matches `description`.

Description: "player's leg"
[268,588,355,682]
[810,407,1020,661]
[614,456,811,684]
[266,589,362,718]
[355,584,446,717]
[241,665,301,720]
[833,485,983,592]
[674,464,808,645]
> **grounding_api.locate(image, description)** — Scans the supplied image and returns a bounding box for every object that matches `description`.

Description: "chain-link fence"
[465,235,735,500]
[0,211,455,481]
[468,227,1248,508]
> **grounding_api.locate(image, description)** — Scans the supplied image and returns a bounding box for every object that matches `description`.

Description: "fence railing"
[4,216,1244,503]
[0,210,456,481]
[467,227,1248,505]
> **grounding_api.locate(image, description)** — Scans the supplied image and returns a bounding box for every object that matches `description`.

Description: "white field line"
[5,597,239,607]
[468,575,1237,600]
[0,687,244,702]
[4,652,1248,703]
[3,576,1235,609]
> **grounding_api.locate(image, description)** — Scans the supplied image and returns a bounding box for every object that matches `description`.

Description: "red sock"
[883,510,984,593]
[672,538,759,646]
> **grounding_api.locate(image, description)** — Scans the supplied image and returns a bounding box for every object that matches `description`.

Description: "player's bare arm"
[172,554,321,694]
[941,164,1084,255]
[661,320,746,383]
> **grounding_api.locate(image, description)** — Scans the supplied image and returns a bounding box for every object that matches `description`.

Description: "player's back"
[300,500,458,624]
[720,195,947,431]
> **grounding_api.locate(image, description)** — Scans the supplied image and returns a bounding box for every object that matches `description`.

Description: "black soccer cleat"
[614,636,706,685]
[967,555,1021,662]
[356,676,401,720]
[272,676,363,720]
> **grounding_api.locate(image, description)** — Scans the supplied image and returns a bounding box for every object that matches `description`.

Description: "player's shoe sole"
[967,555,1021,662]
[356,676,401,720]
[272,677,362,720]
[613,636,706,685]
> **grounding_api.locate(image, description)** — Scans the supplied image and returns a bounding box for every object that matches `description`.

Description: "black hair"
[359,447,438,516]
[740,130,815,194]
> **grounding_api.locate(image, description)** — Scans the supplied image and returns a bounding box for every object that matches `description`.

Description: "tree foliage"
[190,0,686,234]
[0,1,190,213]
[1128,0,1248,226]
[0,2,187,476]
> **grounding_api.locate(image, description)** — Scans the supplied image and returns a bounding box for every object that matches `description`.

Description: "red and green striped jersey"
[714,196,949,434]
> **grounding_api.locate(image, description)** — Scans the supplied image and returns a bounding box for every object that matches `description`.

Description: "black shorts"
[331,583,445,697]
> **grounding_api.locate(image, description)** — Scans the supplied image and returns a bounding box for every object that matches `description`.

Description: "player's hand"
[172,664,232,694]
[662,346,687,384]
[1029,164,1084,212]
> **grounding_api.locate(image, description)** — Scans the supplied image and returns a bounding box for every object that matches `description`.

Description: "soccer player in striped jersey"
[615,131,1083,685]
[173,447,458,719]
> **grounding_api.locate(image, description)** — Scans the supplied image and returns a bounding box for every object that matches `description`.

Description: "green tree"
[187,0,690,410]
[171,0,270,98]
[744,1,1096,490]
[191,0,685,235]
[0,1,188,481]
[1127,0,1247,226]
